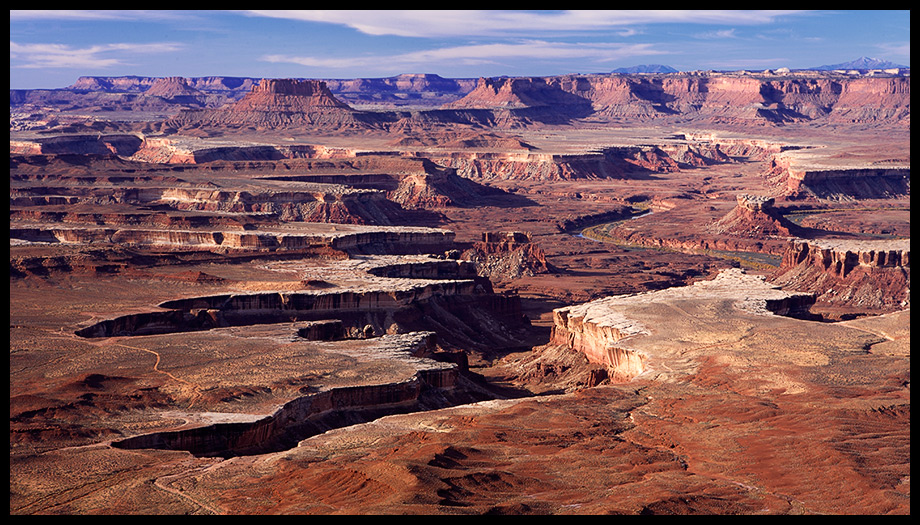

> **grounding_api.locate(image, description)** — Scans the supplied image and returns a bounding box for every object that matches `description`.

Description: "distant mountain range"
[610,58,907,74]
[810,57,908,70]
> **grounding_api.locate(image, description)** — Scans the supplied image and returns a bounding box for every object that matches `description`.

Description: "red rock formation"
[109,332,456,457]
[9,134,143,157]
[296,319,347,341]
[389,130,533,150]
[145,76,205,100]
[549,299,648,382]
[462,231,551,280]
[425,146,680,182]
[234,78,351,110]
[164,79,376,132]
[548,269,817,381]
[445,77,592,110]
[770,239,910,315]
[445,73,910,127]
[17,72,909,134]
[708,194,798,238]
[765,156,911,200]
[10,223,457,259]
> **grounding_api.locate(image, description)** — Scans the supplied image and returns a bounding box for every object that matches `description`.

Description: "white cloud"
[694,28,738,39]
[244,10,806,38]
[263,40,665,71]
[10,41,184,69]
[874,42,910,59]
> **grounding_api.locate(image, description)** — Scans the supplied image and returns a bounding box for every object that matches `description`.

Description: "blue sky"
[9,10,911,89]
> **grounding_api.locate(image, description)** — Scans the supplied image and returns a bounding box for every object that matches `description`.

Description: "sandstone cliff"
[144,76,207,104]
[109,332,462,457]
[708,194,800,238]
[163,79,382,133]
[13,72,909,135]
[443,76,595,121]
[423,146,683,182]
[548,268,816,382]
[72,251,529,357]
[769,239,910,315]
[444,73,910,127]
[765,156,911,200]
[462,231,551,281]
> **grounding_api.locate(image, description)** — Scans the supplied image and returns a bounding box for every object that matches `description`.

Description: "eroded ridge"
[111,332,462,458]
[549,268,816,381]
[770,238,910,317]
[64,251,532,459]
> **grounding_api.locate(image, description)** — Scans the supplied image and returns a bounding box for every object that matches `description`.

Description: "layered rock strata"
[9,151,501,220]
[73,279,483,338]
[766,155,910,200]
[770,239,910,313]
[163,79,381,132]
[11,72,910,136]
[446,73,910,127]
[10,134,144,157]
[10,223,456,254]
[708,194,800,238]
[144,76,207,106]
[462,231,551,280]
[426,146,682,181]
[549,268,815,381]
[111,332,460,457]
[72,253,527,351]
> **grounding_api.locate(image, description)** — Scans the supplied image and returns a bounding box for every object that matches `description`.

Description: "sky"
[9,10,911,89]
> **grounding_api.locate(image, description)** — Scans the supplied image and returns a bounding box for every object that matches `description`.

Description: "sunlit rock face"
[549,269,817,381]
[771,239,910,313]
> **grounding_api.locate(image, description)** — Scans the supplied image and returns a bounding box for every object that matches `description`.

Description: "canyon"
[9,69,909,515]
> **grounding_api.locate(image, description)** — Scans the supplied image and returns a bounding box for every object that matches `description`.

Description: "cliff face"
[550,304,647,382]
[13,72,909,132]
[445,76,595,112]
[462,231,551,281]
[145,77,206,103]
[73,252,529,354]
[234,78,352,110]
[425,145,685,182]
[10,224,457,256]
[445,73,910,127]
[548,269,816,381]
[156,186,409,225]
[770,239,910,314]
[708,194,799,238]
[74,280,482,338]
[164,79,380,132]
[766,157,911,200]
[10,135,144,157]
[10,182,414,226]
[110,332,459,457]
